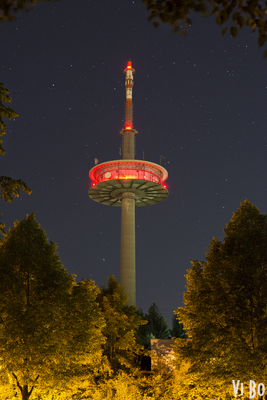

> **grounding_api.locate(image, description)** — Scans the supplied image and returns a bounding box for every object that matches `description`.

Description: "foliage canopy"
[0,0,57,23]
[0,83,31,210]
[137,302,170,350]
[0,213,105,400]
[143,0,267,57]
[174,200,267,385]
[144,302,170,340]
[97,275,146,372]
[0,82,18,156]
[0,176,32,203]
[170,314,187,338]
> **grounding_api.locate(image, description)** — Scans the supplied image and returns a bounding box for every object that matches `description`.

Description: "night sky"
[1,0,266,325]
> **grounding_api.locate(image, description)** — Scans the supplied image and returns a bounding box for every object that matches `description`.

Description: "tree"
[169,361,234,400]
[170,315,187,338]
[143,0,267,57]
[0,176,32,203]
[0,83,31,213]
[174,200,267,388]
[0,82,19,156]
[0,83,32,235]
[145,302,170,340]
[137,303,170,350]
[97,275,146,373]
[135,308,152,350]
[0,0,57,23]
[0,213,106,400]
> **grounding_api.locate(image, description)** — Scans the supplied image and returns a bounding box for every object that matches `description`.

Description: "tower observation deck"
[88,61,168,305]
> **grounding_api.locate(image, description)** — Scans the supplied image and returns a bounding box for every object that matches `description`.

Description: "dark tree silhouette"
[170,315,187,338]
[143,0,267,57]
[0,0,57,23]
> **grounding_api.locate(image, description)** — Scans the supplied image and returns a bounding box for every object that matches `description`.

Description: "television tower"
[88,61,168,306]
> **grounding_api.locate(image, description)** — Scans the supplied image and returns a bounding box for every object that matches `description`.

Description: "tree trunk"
[21,385,30,400]
[12,373,39,400]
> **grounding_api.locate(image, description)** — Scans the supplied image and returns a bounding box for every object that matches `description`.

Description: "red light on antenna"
[92,183,96,186]
[127,61,132,69]
[163,184,167,189]
[126,125,132,130]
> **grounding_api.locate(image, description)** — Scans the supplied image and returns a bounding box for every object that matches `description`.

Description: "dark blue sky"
[1,0,266,324]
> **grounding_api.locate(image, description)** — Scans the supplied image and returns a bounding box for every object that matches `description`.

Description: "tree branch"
[12,372,23,394]
[29,374,40,396]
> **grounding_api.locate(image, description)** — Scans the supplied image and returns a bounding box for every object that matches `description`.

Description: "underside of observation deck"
[88,178,168,207]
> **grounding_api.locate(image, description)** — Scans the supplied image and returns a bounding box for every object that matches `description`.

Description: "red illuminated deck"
[88,160,168,207]
[89,159,168,185]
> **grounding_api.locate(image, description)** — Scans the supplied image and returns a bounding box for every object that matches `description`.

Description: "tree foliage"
[0,83,31,209]
[0,176,32,203]
[170,360,235,400]
[170,315,187,338]
[0,82,18,156]
[0,0,58,23]
[97,275,146,372]
[174,200,267,386]
[0,213,106,400]
[145,302,170,339]
[143,0,267,57]
[137,303,170,350]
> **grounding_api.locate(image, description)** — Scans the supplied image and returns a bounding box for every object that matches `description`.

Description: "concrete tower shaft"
[120,129,137,159]
[120,192,136,305]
